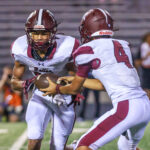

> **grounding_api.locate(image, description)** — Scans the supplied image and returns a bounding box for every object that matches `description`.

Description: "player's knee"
[27,127,44,139]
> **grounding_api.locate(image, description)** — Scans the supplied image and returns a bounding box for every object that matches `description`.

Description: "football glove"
[22,76,37,99]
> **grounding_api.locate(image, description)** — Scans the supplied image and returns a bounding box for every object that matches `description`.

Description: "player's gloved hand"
[67,93,85,106]
[53,94,66,106]
[22,76,37,99]
[74,93,85,105]
[57,77,72,85]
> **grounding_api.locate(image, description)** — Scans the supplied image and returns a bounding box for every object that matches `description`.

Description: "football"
[34,73,68,89]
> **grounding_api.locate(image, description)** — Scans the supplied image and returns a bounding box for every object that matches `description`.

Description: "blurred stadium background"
[0,0,150,149]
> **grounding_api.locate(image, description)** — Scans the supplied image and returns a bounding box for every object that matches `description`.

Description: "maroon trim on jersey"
[91,58,101,69]
[27,45,33,58]
[73,46,94,61]
[76,62,92,78]
[69,39,80,61]
[47,42,57,60]
[77,100,129,148]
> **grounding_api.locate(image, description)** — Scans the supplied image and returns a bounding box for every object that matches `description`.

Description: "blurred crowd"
[0,66,23,122]
[134,32,150,89]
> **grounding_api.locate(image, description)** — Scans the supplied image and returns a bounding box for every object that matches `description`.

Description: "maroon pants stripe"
[78,100,129,147]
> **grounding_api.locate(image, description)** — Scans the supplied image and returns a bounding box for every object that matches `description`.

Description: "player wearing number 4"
[41,8,150,150]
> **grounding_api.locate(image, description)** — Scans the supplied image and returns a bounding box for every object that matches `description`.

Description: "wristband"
[56,84,62,94]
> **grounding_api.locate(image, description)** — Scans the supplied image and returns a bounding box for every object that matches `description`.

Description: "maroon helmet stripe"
[77,100,129,147]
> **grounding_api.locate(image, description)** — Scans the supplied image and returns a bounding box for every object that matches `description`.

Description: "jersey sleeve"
[11,38,22,56]
[11,40,21,61]
[76,62,92,77]
[69,38,80,62]
[11,36,28,64]
[73,46,95,66]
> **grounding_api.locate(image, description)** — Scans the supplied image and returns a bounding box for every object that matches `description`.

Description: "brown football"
[34,73,69,89]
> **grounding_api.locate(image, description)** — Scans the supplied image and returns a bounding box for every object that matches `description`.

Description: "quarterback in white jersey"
[41,9,150,150]
[11,9,79,150]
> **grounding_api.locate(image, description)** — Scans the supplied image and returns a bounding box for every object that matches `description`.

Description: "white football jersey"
[11,34,79,100]
[74,38,146,103]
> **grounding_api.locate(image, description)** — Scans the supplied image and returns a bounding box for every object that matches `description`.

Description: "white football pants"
[26,93,75,150]
[75,96,150,150]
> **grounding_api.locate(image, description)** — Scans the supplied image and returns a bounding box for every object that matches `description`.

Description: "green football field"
[0,121,150,150]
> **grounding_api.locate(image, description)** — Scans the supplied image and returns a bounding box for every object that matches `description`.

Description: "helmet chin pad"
[31,40,50,51]
[35,42,44,46]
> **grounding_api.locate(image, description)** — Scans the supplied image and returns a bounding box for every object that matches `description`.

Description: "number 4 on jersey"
[113,40,133,68]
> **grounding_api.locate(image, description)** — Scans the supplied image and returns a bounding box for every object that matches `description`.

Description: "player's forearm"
[59,84,81,95]
[83,79,105,90]
[11,77,24,91]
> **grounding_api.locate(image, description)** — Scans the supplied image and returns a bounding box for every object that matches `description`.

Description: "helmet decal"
[91,30,114,37]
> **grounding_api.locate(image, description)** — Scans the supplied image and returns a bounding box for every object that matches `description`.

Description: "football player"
[40,8,150,150]
[11,9,80,150]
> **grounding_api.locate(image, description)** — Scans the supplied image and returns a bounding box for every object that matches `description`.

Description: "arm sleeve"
[69,39,80,61]
[76,62,92,78]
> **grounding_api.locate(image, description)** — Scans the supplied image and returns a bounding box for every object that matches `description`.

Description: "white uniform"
[73,38,150,150]
[11,34,78,150]
[140,42,150,89]
[141,42,150,68]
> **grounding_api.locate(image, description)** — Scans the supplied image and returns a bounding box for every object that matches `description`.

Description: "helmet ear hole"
[25,9,57,50]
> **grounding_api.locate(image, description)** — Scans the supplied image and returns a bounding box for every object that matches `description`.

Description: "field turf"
[0,121,150,150]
